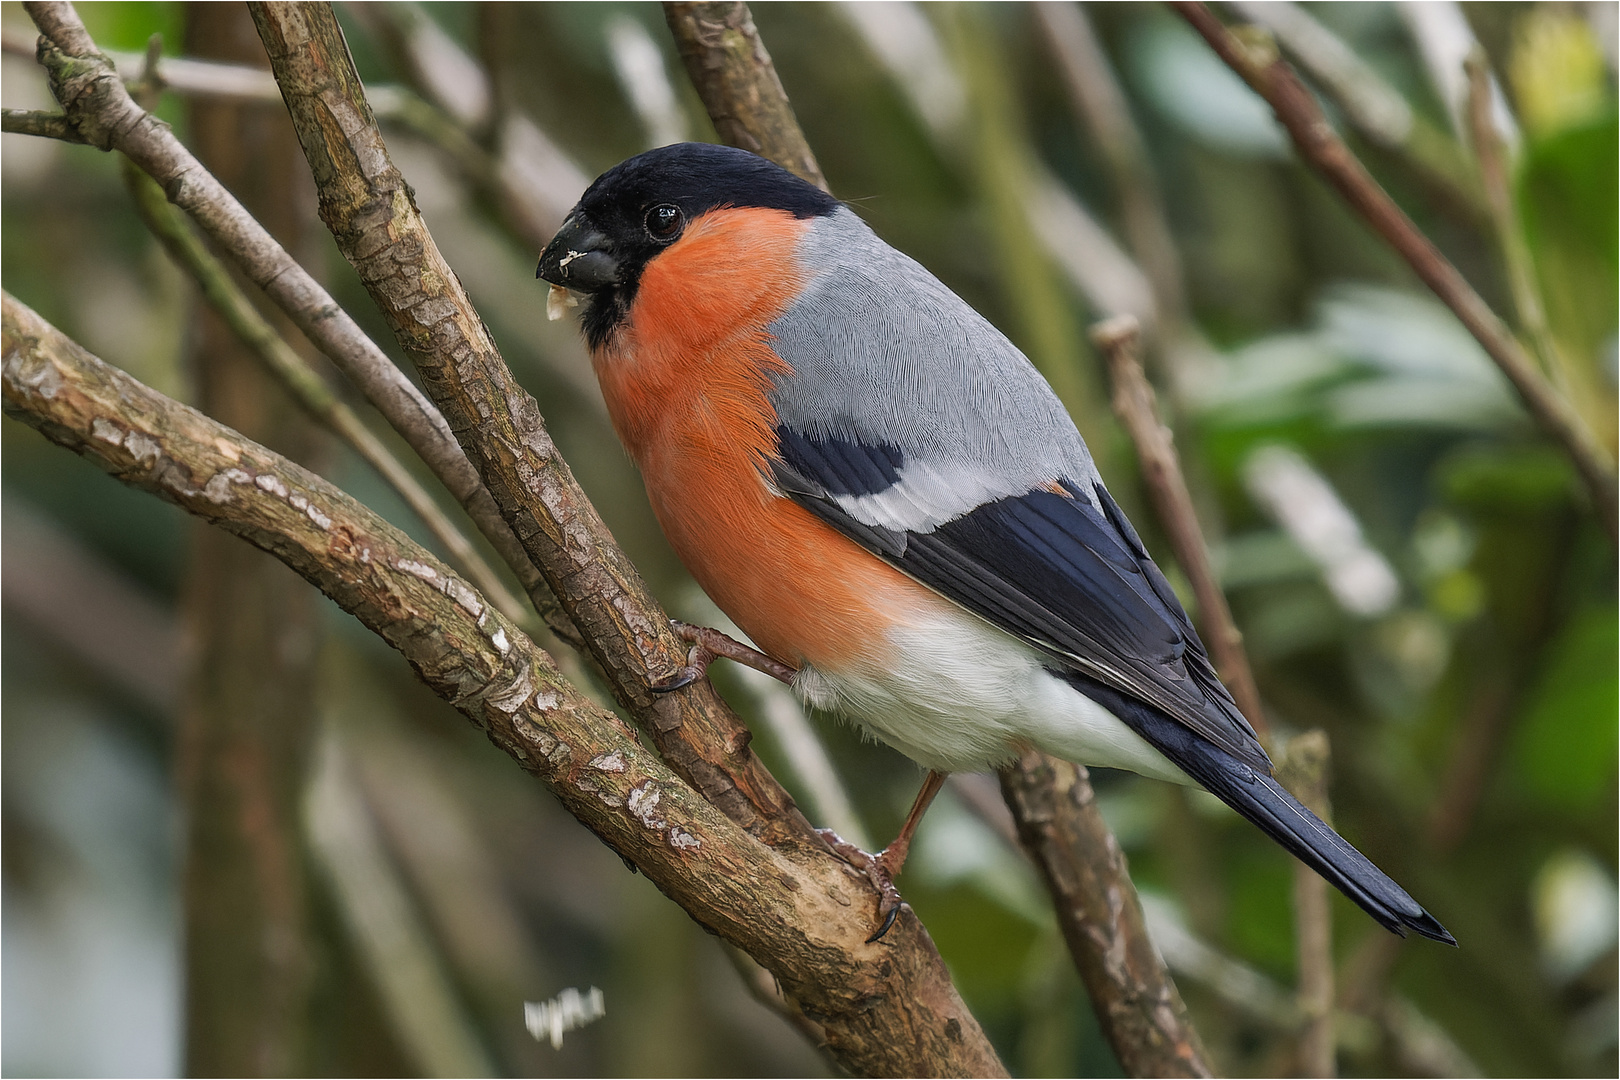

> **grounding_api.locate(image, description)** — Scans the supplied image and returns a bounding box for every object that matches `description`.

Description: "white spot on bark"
[490,626,510,653]
[627,780,666,831]
[255,473,290,498]
[223,468,252,485]
[395,558,439,582]
[201,472,236,504]
[668,827,700,850]
[485,665,535,714]
[90,417,124,445]
[305,504,332,530]
[360,548,372,564]
[448,579,484,619]
[532,689,559,710]
[123,432,161,466]
[289,492,308,511]
[590,751,626,773]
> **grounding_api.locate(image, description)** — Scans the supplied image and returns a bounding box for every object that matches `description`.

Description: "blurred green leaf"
[1511,605,1619,811]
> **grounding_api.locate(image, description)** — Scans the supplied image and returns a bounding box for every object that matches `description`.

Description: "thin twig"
[1036,3,1186,329]
[1276,732,1337,1078]
[1174,1,1617,547]
[1092,316,1268,733]
[662,2,827,190]
[1227,0,1485,222]
[1463,51,1564,391]
[120,157,534,630]
[1,106,85,142]
[20,0,582,652]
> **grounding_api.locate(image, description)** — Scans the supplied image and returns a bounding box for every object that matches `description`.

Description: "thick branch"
[1,291,1005,1079]
[245,0,799,844]
[120,158,531,630]
[999,754,1212,1078]
[662,2,827,190]
[1174,1,1617,547]
[19,0,577,645]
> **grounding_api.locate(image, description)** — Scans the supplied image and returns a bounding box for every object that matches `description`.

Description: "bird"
[537,141,1453,947]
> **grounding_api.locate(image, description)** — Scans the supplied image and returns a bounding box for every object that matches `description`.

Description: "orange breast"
[591,206,934,669]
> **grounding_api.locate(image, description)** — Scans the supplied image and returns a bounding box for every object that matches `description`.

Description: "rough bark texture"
[175,7,319,1074]
[2,291,1007,1079]
[999,753,1213,1078]
[1175,0,1617,547]
[662,2,827,190]
[246,1,804,846]
[20,0,574,645]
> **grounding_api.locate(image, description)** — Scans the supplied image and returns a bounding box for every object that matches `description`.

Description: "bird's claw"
[648,662,704,694]
[816,828,907,942]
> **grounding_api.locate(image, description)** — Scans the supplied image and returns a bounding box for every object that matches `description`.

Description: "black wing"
[771,427,1271,774]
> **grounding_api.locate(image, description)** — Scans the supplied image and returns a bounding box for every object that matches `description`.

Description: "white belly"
[791,605,1189,782]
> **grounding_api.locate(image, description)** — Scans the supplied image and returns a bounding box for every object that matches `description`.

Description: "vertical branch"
[999,754,1213,1078]
[1174,1,1617,547]
[244,0,802,844]
[662,2,826,190]
[1276,732,1336,1078]
[1092,317,1266,733]
[175,7,319,1071]
[1036,2,1187,330]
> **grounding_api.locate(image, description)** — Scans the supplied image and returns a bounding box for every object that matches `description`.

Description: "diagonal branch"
[663,2,827,190]
[120,157,532,630]
[1174,1,1617,547]
[19,0,578,648]
[1,290,1005,1080]
[245,0,797,844]
[1093,316,1266,734]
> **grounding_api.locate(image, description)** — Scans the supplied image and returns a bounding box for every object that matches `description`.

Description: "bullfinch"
[537,142,1452,946]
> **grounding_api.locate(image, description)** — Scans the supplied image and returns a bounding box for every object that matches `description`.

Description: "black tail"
[1058,672,1455,946]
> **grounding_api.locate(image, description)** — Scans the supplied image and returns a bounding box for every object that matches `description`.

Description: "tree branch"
[1174,1,1617,547]
[1093,316,1267,734]
[662,2,827,190]
[999,754,1213,1077]
[1,106,86,142]
[1,290,1006,1079]
[247,0,789,841]
[120,157,532,631]
[19,0,579,649]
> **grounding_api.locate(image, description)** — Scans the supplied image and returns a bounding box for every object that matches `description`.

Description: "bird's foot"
[649,621,797,693]
[816,828,907,943]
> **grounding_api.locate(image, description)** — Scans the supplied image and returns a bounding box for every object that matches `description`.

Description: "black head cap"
[537,143,839,347]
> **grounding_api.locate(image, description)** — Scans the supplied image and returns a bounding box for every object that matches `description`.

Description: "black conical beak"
[537,212,621,292]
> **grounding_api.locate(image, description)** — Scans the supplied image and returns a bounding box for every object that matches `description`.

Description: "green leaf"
[1511,605,1620,810]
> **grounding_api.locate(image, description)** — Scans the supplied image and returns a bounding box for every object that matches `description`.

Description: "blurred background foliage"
[2,1,1615,1076]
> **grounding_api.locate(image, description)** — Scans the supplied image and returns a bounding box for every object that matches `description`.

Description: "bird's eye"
[644,203,684,242]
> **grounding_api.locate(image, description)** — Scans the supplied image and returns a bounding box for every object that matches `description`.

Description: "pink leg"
[820,769,949,942]
[649,620,797,692]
